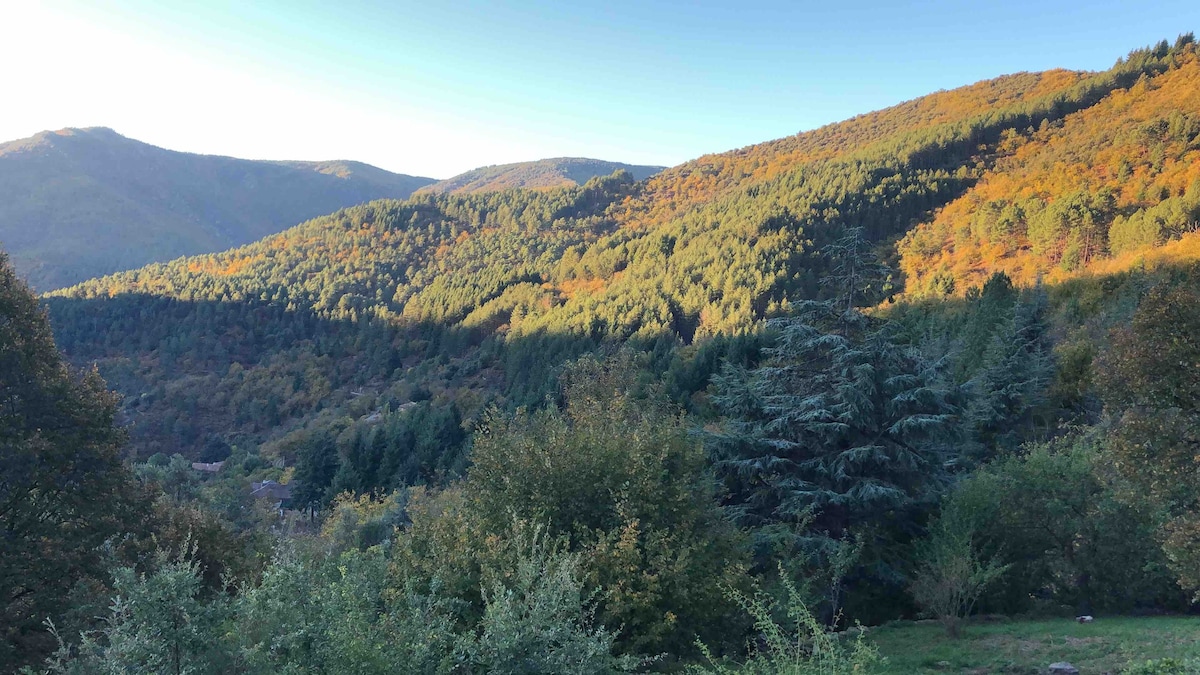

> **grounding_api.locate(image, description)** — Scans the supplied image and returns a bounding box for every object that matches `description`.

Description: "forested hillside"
[900,39,1200,296]
[44,39,1200,470]
[0,127,435,290]
[416,157,664,194]
[10,35,1200,672]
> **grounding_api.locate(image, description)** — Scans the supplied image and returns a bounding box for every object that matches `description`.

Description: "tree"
[464,356,748,656]
[965,286,1055,458]
[711,302,959,540]
[40,548,234,675]
[1100,283,1200,593]
[819,227,893,311]
[0,252,142,666]
[910,507,1008,638]
[460,526,640,675]
[292,430,339,513]
[941,436,1183,614]
[238,544,458,675]
[710,299,960,621]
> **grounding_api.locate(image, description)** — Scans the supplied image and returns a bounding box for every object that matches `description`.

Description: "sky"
[1,1,1198,178]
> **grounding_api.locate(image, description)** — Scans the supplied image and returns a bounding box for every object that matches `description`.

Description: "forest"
[3,35,1200,674]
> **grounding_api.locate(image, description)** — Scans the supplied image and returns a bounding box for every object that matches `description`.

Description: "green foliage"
[712,303,959,533]
[964,285,1055,458]
[689,573,882,675]
[238,544,458,675]
[909,505,1008,637]
[1100,281,1200,594]
[461,356,750,656]
[0,252,144,667]
[318,491,408,553]
[38,548,235,675]
[460,526,641,674]
[819,227,894,311]
[943,435,1184,614]
[1108,182,1200,256]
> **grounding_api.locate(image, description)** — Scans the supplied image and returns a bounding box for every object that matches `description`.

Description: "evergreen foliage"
[710,300,959,540]
[13,35,1200,672]
[964,284,1055,458]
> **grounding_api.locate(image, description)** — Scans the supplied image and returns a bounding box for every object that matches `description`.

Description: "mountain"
[43,37,1200,470]
[416,157,664,194]
[898,41,1200,297]
[0,127,435,290]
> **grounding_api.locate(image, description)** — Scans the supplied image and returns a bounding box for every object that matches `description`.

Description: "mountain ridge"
[0,126,437,290]
[416,157,665,194]
[43,38,1200,465]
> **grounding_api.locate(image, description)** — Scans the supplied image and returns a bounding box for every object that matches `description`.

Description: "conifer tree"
[966,286,1055,457]
[711,237,959,553]
[819,227,893,311]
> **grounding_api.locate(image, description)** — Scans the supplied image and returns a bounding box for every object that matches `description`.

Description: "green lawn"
[868,616,1200,674]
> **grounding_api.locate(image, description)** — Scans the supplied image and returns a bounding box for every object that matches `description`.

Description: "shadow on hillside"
[43,293,683,459]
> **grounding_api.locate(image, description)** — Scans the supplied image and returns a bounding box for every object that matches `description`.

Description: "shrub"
[943,435,1185,614]
[238,543,458,674]
[32,547,235,675]
[458,526,642,674]
[910,508,1008,637]
[689,573,881,675]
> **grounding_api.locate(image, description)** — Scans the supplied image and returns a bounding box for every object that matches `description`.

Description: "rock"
[1076,614,1094,623]
[1049,663,1079,675]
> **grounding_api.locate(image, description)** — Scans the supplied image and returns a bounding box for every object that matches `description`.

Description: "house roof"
[250,480,293,501]
[191,461,225,472]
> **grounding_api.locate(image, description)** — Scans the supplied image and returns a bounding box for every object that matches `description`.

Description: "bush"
[33,547,235,675]
[943,435,1185,614]
[465,356,749,656]
[689,572,881,675]
[910,508,1008,637]
[459,525,642,674]
[238,543,458,674]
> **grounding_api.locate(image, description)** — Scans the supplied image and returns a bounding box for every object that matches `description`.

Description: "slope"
[43,39,1198,471]
[0,127,435,290]
[417,157,664,194]
[899,36,1200,296]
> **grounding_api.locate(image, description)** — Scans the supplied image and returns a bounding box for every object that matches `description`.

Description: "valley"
[4,31,1200,675]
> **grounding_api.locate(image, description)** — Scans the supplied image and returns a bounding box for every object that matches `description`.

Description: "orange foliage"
[898,46,1200,297]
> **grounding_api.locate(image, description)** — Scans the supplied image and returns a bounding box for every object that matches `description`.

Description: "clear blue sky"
[3,0,1198,177]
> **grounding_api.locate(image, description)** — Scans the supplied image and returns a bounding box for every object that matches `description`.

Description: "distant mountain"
[417,157,664,194]
[0,127,435,290]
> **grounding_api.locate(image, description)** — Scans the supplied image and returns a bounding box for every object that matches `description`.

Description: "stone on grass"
[1048,662,1079,675]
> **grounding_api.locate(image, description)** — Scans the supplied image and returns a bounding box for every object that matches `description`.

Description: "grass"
[868,616,1200,674]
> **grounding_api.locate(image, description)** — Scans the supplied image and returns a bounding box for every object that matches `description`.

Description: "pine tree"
[44,549,234,675]
[710,233,959,622]
[819,227,893,311]
[711,302,958,540]
[965,286,1055,457]
[293,431,339,513]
